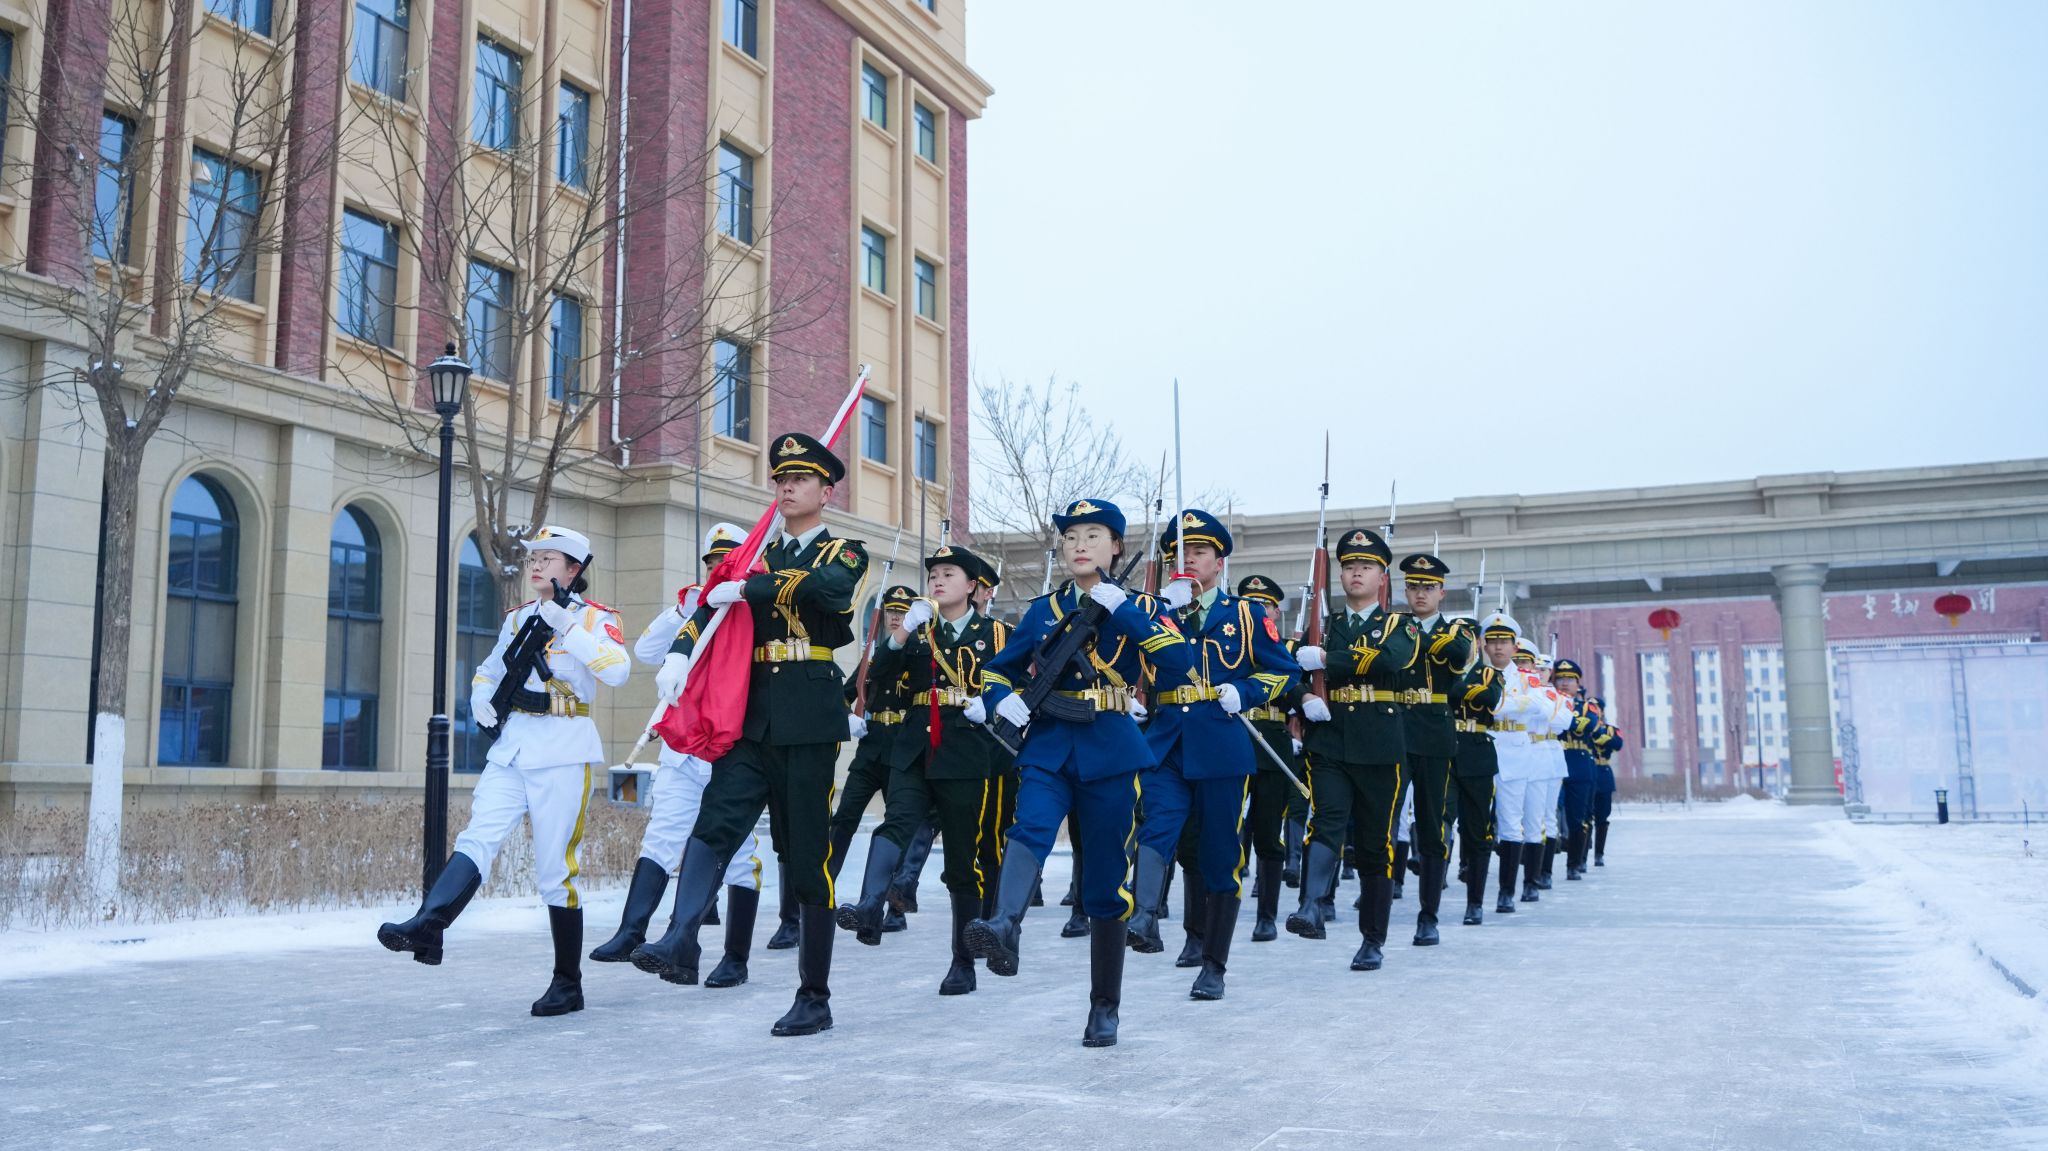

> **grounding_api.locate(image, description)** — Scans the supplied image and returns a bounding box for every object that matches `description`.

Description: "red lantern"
[1934,593,1972,628]
[1648,607,1682,640]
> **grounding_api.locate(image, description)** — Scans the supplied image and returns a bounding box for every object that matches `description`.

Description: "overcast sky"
[963,2,2048,515]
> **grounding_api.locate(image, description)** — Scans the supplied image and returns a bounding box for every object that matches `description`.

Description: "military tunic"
[1301,603,1422,878]
[1395,613,1478,866]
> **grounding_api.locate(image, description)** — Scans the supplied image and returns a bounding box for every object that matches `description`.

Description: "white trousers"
[1540,777,1564,838]
[640,755,762,889]
[1493,775,1530,844]
[1394,788,1413,845]
[455,761,593,909]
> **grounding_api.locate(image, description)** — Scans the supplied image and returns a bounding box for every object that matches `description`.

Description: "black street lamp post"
[422,344,472,894]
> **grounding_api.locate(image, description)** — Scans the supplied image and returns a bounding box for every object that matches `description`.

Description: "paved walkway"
[5,806,2047,1150]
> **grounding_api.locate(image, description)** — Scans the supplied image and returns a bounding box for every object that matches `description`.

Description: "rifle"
[985,550,1145,756]
[483,578,570,743]
[1304,435,1331,701]
[1379,479,1398,611]
[851,527,905,717]
[1142,452,1166,595]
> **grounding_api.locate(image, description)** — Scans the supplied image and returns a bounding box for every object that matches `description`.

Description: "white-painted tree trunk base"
[87,712,125,921]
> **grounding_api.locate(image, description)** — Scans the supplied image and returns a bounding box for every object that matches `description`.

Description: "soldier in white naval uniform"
[1480,613,1548,915]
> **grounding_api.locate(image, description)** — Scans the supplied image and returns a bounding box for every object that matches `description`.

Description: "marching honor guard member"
[1450,659,1506,924]
[1479,613,1544,914]
[378,526,629,1017]
[1591,706,1625,866]
[840,545,1011,995]
[826,584,918,902]
[1514,640,1569,899]
[1287,528,1421,972]
[963,498,1194,1046]
[1236,574,1304,943]
[1124,511,1300,1001]
[639,434,867,1037]
[593,525,765,987]
[1392,552,1477,947]
[1553,660,1606,881]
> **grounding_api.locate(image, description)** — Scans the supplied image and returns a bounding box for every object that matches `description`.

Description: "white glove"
[901,599,935,633]
[1130,699,1149,721]
[1301,695,1332,723]
[963,696,987,724]
[847,713,868,741]
[538,598,575,633]
[1290,736,1304,755]
[1217,683,1242,714]
[1087,581,1128,613]
[1295,645,1326,671]
[996,694,1031,727]
[1161,576,1195,612]
[705,580,747,608]
[655,651,690,706]
[470,691,498,729]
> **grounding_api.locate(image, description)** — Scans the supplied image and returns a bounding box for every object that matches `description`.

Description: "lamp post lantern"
[423,344,472,893]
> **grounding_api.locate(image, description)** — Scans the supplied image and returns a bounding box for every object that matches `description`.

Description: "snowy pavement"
[6,805,2048,1150]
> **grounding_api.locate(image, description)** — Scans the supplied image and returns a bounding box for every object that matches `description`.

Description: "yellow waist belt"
[1327,686,1401,704]
[1493,721,1525,733]
[1563,740,1591,752]
[913,688,974,708]
[868,709,907,726]
[1056,687,1138,715]
[1245,706,1288,723]
[1397,689,1449,705]
[754,640,835,663]
[1529,733,1557,743]
[1454,719,1492,733]
[1156,685,1221,706]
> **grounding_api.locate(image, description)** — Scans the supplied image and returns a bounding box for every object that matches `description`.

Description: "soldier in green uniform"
[839,545,1012,998]
[1450,661,1505,924]
[636,432,867,1037]
[1286,528,1422,972]
[1392,553,1478,947]
[1236,573,1301,943]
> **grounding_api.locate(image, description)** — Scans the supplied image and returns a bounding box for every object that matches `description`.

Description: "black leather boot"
[629,838,721,984]
[1521,841,1543,902]
[590,857,671,963]
[704,884,758,988]
[1569,826,1589,879]
[378,853,482,966]
[1285,841,1340,939]
[1340,841,1357,881]
[1060,878,1076,906]
[1060,853,1089,937]
[964,849,1039,977]
[889,822,937,914]
[1595,819,1609,865]
[531,905,585,1016]
[766,862,800,950]
[1351,875,1389,971]
[1537,837,1557,889]
[1495,841,1519,915]
[1251,860,1279,942]
[1157,862,1173,920]
[770,904,835,1036]
[1030,875,1045,907]
[1463,839,1491,925]
[1189,892,1240,1000]
[939,890,979,996]
[1282,815,1306,887]
[1414,854,1445,946]
[1122,846,1170,954]
[880,907,908,933]
[834,835,905,946]
[1083,916,1124,1047]
[1391,841,1410,900]
[1174,877,1207,968]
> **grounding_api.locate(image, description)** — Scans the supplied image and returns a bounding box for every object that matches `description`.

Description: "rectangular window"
[716,142,754,244]
[352,0,409,99]
[712,338,752,441]
[913,256,937,321]
[95,113,137,265]
[913,415,938,482]
[724,0,757,57]
[860,395,888,464]
[549,295,583,404]
[466,259,516,380]
[914,101,937,163]
[473,37,521,150]
[862,62,888,128]
[206,0,273,36]
[861,225,887,294]
[0,32,13,163]
[187,149,262,301]
[338,209,399,347]
[556,82,590,188]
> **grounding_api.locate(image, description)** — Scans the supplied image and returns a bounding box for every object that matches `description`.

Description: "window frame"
[716,140,755,245]
[0,31,14,166]
[860,395,888,464]
[913,415,939,482]
[206,0,273,37]
[186,147,263,301]
[861,62,889,129]
[95,111,138,266]
[860,225,888,295]
[453,536,498,774]
[351,0,409,100]
[548,294,584,405]
[913,101,938,164]
[466,258,517,382]
[160,476,240,768]
[913,256,938,322]
[473,36,522,152]
[711,336,752,442]
[338,208,400,347]
[556,81,590,189]
[724,0,758,57]
[323,507,383,771]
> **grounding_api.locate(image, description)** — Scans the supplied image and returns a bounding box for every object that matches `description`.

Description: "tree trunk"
[87,432,143,919]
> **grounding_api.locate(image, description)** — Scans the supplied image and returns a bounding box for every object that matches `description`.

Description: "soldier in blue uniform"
[1287,527,1422,972]
[1591,701,1625,866]
[1123,511,1299,1001]
[962,497,1194,1047]
[1236,574,1304,942]
[1554,659,1608,881]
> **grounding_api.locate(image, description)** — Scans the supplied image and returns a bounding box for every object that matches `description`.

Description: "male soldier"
[1450,658,1505,924]
[1392,552,1477,947]
[815,583,918,948]
[1124,510,1299,1001]
[379,526,629,1016]
[1236,574,1302,943]
[964,497,1194,1046]
[1480,612,1545,914]
[840,545,1011,997]
[593,524,766,988]
[1516,640,1571,898]
[1288,528,1421,972]
[640,433,867,1037]
[1591,699,1625,866]
[1554,660,1607,881]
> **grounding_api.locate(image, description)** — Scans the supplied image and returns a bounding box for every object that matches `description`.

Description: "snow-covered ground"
[5,804,2048,1150]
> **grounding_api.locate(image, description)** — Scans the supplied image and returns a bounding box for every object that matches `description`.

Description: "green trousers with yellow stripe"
[1303,756,1409,881]
[877,762,1005,898]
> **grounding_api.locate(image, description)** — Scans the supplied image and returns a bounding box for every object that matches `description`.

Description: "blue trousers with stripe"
[1133,745,1253,897]
[1005,759,1141,920]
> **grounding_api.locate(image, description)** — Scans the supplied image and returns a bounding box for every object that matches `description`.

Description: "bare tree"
[0,3,326,914]
[332,39,826,607]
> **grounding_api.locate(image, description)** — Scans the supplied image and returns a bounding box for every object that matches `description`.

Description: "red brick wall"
[273,0,347,378]
[946,99,969,536]
[24,0,114,284]
[414,0,470,372]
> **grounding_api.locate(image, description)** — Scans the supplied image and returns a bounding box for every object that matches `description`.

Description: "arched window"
[323,506,382,769]
[161,475,238,765]
[453,535,500,773]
